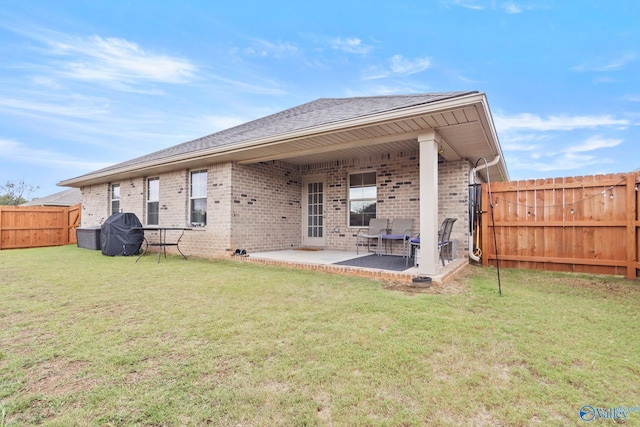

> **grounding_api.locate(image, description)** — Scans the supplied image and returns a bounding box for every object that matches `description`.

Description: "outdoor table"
[134,227,192,263]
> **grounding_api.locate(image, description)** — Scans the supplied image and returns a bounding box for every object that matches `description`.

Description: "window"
[348,172,377,227]
[147,177,159,225]
[190,170,207,226]
[111,183,120,214]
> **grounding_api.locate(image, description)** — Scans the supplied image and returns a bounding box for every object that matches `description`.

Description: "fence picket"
[482,172,638,278]
[0,204,81,250]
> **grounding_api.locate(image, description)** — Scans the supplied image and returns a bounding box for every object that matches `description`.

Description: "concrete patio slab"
[232,249,468,285]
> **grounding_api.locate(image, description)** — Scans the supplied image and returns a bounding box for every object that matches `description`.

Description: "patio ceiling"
[231,95,508,182]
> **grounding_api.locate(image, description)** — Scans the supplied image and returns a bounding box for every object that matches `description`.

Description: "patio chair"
[355,218,388,255]
[406,218,457,267]
[380,218,413,256]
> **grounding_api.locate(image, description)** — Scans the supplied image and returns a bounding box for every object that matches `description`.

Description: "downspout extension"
[468,155,500,262]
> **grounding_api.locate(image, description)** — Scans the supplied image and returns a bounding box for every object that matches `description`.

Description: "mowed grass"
[1,246,639,426]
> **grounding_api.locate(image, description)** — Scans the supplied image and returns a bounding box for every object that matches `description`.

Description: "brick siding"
[79,152,470,260]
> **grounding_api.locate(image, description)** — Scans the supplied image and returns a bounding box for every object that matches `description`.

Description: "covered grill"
[100,213,144,256]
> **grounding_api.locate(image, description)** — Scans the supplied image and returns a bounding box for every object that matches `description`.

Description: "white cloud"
[507,152,613,174]
[0,94,110,118]
[561,135,622,153]
[31,76,62,89]
[364,55,431,80]
[389,55,431,75]
[330,37,373,55]
[53,35,196,84]
[447,0,534,13]
[8,27,197,90]
[0,138,111,171]
[572,53,636,72]
[448,0,484,10]
[495,113,629,132]
[243,39,300,58]
[502,142,541,151]
[501,1,524,13]
[503,134,623,177]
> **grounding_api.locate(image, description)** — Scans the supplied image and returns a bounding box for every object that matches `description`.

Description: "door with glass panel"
[302,177,326,247]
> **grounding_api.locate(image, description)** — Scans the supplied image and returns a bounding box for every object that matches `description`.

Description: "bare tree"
[0,179,39,205]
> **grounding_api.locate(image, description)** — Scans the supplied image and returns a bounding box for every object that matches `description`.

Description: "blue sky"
[1,0,638,199]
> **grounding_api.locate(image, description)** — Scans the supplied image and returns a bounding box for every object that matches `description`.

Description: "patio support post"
[418,131,440,276]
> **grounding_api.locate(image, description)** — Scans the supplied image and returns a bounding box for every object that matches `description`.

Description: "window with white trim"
[348,171,377,227]
[110,183,120,214]
[147,177,159,225]
[190,170,207,226]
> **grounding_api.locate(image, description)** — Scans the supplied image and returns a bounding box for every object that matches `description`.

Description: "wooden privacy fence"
[0,204,81,250]
[479,173,640,278]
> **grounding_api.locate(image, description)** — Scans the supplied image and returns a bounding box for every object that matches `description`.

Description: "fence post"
[627,173,637,279]
[63,206,70,245]
[0,206,3,250]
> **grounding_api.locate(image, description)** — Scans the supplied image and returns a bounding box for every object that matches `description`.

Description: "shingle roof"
[74,91,477,177]
[22,188,82,206]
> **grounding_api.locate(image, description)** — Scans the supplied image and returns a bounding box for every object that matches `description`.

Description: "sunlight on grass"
[1,246,639,425]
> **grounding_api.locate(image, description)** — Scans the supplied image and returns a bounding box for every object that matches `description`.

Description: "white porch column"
[418,131,440,276]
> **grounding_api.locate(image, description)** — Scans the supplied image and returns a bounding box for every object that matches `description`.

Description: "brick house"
[59,92,509,276]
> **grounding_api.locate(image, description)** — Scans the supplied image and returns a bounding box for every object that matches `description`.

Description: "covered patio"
[233,249,469,285]
[62,92,508,276]
[227,92,508,278]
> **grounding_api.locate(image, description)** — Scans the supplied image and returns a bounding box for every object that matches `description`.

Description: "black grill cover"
[100,213,144,256]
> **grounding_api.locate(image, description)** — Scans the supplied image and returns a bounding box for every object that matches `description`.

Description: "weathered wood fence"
[480,173,640,278]
[0,204,81,250]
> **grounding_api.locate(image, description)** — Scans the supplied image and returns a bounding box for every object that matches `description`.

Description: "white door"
[302,177,326,247]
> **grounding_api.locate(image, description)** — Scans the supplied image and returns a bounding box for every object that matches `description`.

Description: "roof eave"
[59,92,508,187]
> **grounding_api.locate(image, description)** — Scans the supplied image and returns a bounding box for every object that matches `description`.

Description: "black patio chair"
[406,217,457,267]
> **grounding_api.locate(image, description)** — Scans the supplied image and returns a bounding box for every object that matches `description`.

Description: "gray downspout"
[468,155,500,262]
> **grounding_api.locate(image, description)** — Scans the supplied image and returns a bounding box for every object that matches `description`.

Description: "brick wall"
[119,178,144,220]
[80,178,145,227]
[78,153,470,259]
[230,161,302,253]
[302,151,421,252]
[438,160,470,259]
[80,184,109,227]
[300,153,469,258]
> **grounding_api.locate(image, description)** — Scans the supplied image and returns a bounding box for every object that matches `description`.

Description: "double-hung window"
[190,170,207,226]
[147,177,159,225]
[348,172,377,227]
[110,183,120,214]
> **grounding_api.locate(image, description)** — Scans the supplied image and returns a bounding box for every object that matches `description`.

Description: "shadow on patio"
[231,249,468,285]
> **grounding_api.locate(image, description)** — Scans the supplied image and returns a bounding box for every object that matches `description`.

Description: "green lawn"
[1,246,639,426]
